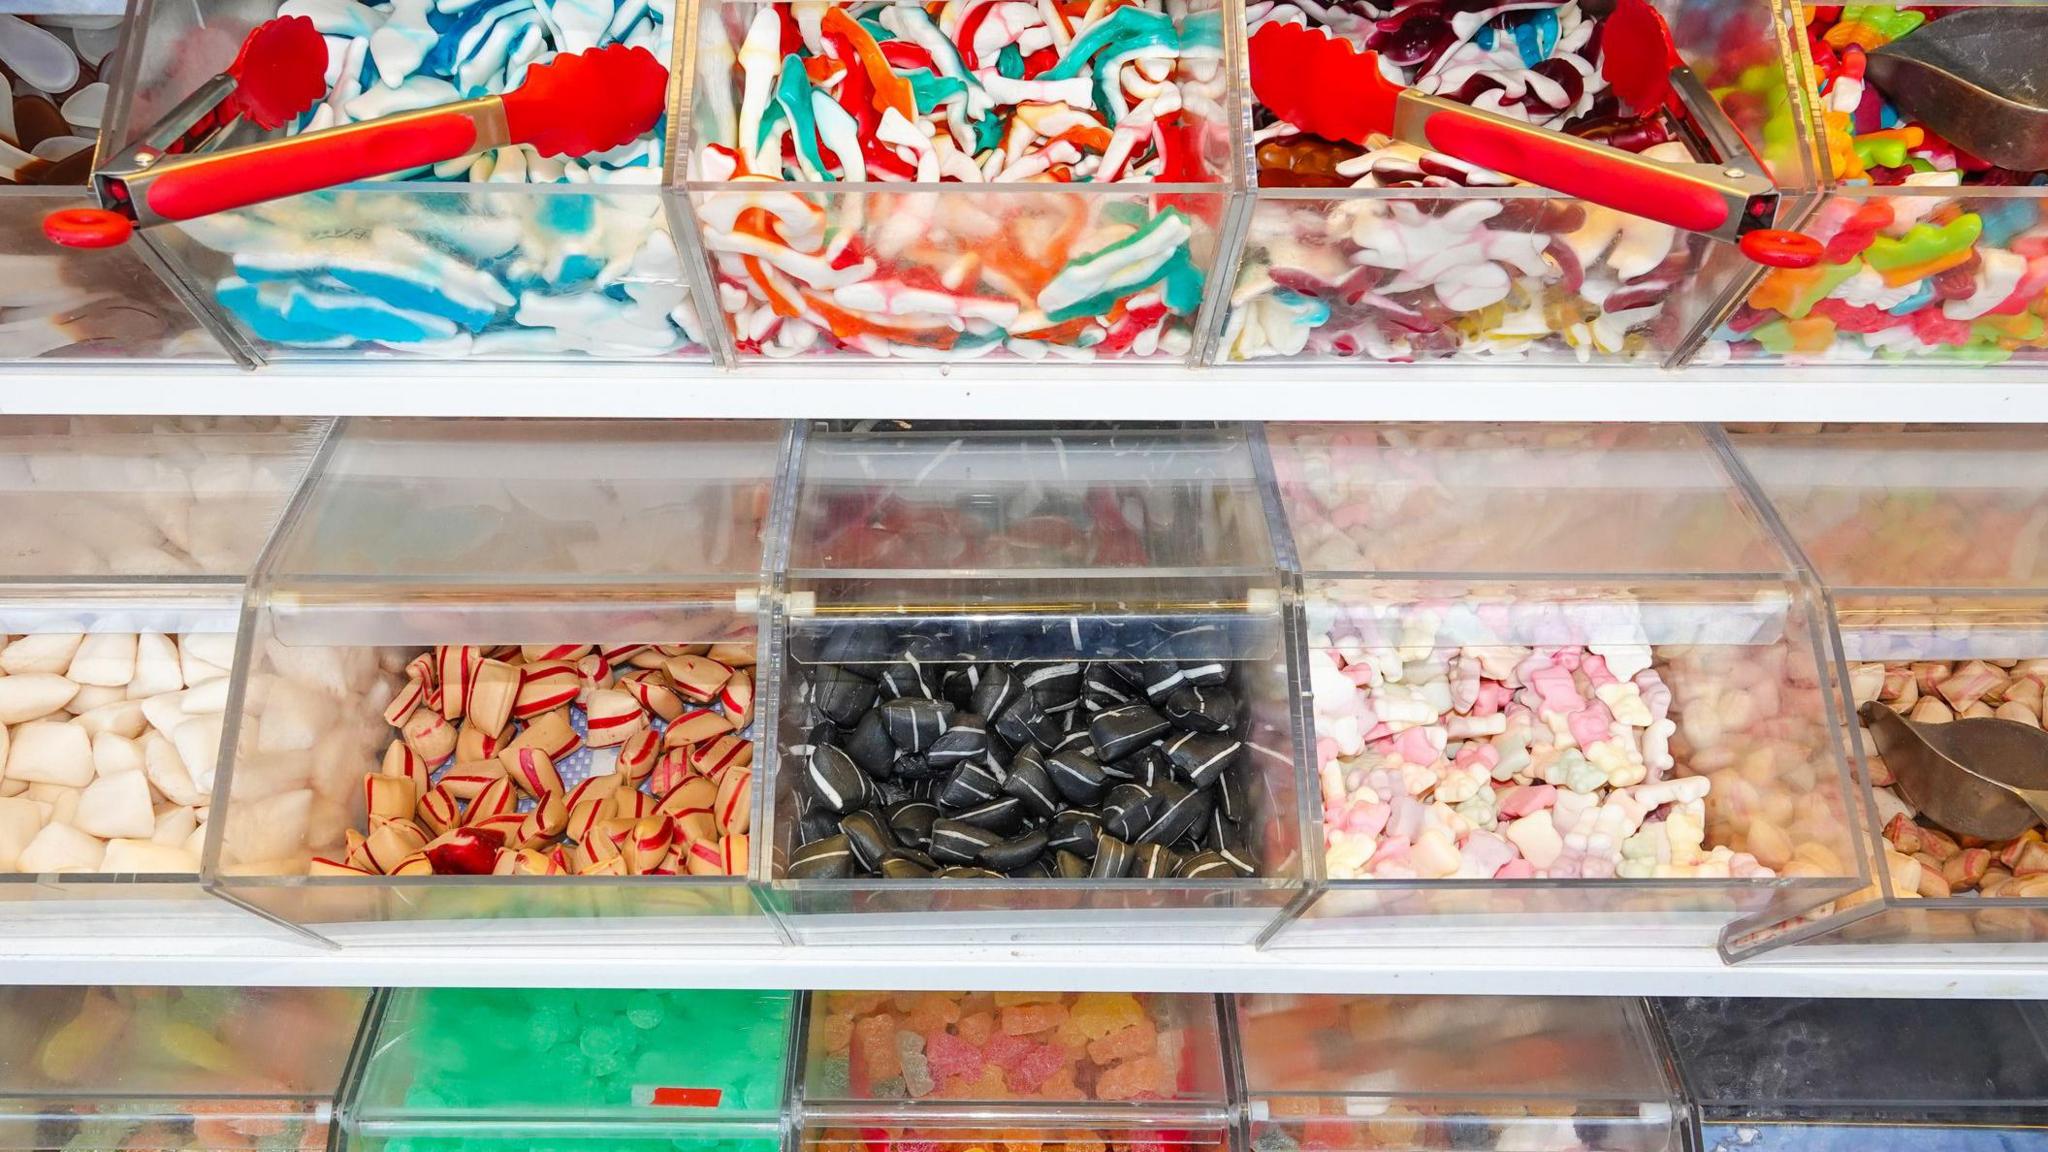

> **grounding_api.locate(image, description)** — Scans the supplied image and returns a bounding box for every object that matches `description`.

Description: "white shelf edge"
[6,933,2047,997]
[10,363,2048,421]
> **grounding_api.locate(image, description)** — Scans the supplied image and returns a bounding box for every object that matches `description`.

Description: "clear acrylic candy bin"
[679,0,1241,363]
[0,6,224,361]
[1261,422,1867,954]
[1725,425,2048,950]
[204,417,789,944]
[340,988,792,1152]
[1235,994,1686,1152]
[1217,0,1822,365]
[102,0,711,364]
[0,416,328,938]
[796,990,1231,1152]
[0,985,371,1152]
[761,423,1308,943]
[1702,3,2048,366]
[1656,997,2048,1151]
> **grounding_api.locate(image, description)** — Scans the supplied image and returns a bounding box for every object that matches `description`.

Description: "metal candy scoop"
[1858,700,2048,841]
[1866,7,2048,171]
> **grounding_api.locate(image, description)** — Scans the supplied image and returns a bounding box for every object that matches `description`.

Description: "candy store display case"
[1235,994,1686,1152]
[0,985,372,1152]
[678,0,1242,363]
[0,415,329,937]
[1725,425,2048,949]
[339,987,792,1152]
[101,0,711,364]
[795,990,1231,1152]
[0,4,227,362]
[1262,422,1868,953]
[1656,996,2048,1150]
[761,423,1308,944]
[1702,4,2048,366]
[203,417,788,944]
[1218,0,1823,366]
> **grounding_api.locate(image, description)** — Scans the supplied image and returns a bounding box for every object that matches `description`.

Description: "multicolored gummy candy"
[176,0,706,358]
[806,991,1214,1103]
[1706,4,2048,364]
[1221,0,1789,363]
[687,0,1227,361]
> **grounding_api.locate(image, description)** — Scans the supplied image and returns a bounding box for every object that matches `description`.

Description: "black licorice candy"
[1088,702,1170,761]
[793,641,1260,882]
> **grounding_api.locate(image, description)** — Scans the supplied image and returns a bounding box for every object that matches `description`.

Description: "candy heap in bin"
[10,0,2047,365]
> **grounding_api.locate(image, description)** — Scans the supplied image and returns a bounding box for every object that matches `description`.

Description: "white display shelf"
[3,929,2046,997]
[10,363,2048,421]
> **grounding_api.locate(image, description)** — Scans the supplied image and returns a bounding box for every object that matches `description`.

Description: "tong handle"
[130,98,506,223]
[1394,88,1772,240]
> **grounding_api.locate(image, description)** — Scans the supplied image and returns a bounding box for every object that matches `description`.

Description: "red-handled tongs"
[44,24,668,249]
[1249,0,1823,268]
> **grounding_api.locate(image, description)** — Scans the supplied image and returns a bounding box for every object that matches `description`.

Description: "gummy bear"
[855,1014,903,1082]
[1067,993,1147,1042]
[926,1029,986,1082]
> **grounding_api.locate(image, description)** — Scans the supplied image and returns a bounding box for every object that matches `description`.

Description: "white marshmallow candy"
[5,721,92,787]
[0,796,50,870]
[75,769,156,840]
[152,805,199,847]
[0,672,80,724]
[0,633,81,675]
[91,732,143,779]
[66,633,138,687]
[17,822,104,872]
[99,838,199,874]
[127,632,184,698]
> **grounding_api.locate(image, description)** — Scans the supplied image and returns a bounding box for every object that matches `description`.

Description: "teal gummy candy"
[361,988,792,1124]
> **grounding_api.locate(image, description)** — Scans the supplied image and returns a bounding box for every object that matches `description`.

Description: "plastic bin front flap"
[1729,426,2048,947]
[1264,423,1868,951]
[0,417,327,907]
[1707,3,2048,367]
[345,988,790,1152]
[1658,997,2048,1150]
[769,427,1304,943]
[1222,0,1820,366]
[0,7,226,363]
[800,991,1228,1115]
[0,985,369,1151]
[207,418,786,940]
[107,0,703,363]
[1236,994,1683,1152]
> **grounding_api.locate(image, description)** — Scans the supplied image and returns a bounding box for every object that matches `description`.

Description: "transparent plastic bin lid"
[800,992,1228,1121]
[1728,426,2048,659]
[1658,997,2048,1145]
[1265,423,1793,580]
[257,418,785,644]
[348,989,790,1134]
[0,986,370,1150]
[0,417,330,632]
[1235,995,1684,1152]
[784,426,1285,661]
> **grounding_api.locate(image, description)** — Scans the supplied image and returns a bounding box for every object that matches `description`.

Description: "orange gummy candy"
[994,991,1064,1007]
[958,1011,996,1048]
[817,1012,855,1054]
[905,992,964,1034]
[1095,1055,1168,1101]
[855,1013,902,1082]
[1002,1003,1069,1036]
[1068,993,1147,1042]
[1085,1020,1157,1065]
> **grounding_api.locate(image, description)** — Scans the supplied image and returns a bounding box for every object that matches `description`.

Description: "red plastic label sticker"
[633,1086,724,1108]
